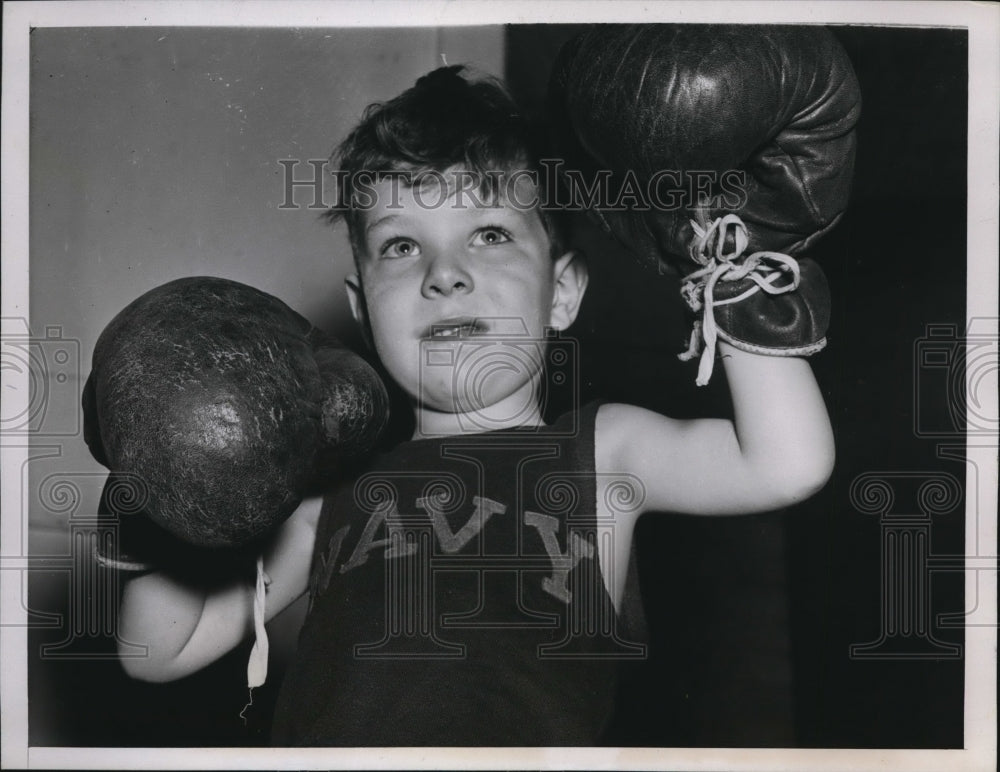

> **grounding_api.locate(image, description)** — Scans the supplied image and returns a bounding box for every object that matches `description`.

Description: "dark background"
[508,24,968,748]
[30,24,968,749]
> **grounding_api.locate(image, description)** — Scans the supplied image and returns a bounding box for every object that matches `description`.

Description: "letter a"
[340,502,416,573]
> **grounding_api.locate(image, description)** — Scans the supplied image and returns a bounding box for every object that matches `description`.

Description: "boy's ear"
[345,273,374,347]
[549,250,589,331]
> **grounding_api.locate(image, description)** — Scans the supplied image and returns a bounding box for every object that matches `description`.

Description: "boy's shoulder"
[594,401,672,455]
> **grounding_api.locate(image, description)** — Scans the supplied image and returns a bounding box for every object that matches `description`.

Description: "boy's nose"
[421,254,474,298]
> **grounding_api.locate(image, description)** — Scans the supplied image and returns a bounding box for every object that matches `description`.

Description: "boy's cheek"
[360,283,398,324]
[358,259,406,296]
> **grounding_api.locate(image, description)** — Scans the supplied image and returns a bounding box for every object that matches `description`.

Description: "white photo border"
[2,1,996,770]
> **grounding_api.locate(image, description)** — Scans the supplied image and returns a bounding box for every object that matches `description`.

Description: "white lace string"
[678,214,801,385]
[247,554,270,688]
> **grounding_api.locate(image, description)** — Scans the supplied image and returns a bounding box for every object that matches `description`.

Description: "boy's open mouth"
[424,317,488,339]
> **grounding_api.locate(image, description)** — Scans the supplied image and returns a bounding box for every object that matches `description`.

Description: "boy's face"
[345,170,586,431]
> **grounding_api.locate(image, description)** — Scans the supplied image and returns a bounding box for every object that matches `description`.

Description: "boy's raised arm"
[597,346,834,518]
[551,25,857,519]
[118,495,321,683]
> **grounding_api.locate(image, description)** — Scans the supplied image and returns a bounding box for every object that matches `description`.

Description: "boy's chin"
[418,383,542,427]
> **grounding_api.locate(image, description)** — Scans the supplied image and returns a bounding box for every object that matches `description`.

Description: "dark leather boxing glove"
[84,276,389,561]
[548,24,860,383]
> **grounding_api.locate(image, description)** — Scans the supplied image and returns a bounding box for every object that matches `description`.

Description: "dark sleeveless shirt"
[271,402,643,746]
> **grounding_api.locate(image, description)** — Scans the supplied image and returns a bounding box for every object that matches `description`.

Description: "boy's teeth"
[431,322,479,338]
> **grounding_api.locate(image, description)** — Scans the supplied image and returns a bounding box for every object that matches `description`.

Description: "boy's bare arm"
[118,495,322,682]
[596,343,835,518]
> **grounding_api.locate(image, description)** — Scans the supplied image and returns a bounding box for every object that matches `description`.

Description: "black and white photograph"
[1,1,996,770]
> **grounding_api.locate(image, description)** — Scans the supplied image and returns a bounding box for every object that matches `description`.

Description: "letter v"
[416,495,507,553]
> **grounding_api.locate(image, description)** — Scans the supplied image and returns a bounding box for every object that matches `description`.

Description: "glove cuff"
[677,215,830,385]
[716,329,827,358]
[94,473,260,580]
[712,258,830,354]
[94,473,158,572]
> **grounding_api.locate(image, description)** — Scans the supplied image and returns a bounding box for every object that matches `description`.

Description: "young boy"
[117,67,834,746]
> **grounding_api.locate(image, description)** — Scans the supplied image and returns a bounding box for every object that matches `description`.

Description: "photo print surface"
[2,3,996,771]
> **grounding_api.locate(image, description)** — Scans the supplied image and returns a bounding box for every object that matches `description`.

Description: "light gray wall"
[26,27,503,647]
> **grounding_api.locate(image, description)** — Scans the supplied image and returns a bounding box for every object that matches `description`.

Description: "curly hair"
[326,65,567,259]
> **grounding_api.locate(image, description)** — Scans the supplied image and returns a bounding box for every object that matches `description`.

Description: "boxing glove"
[84,276,389,562]
[548,24,860,383]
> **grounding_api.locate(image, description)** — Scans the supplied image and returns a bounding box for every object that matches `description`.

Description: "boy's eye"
[381,238,421,259]
[472,227,511,246]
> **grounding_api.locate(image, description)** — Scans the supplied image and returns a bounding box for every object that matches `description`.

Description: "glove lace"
[240,554,272,722]
[247,554,272,686]
[678,213,801,385]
